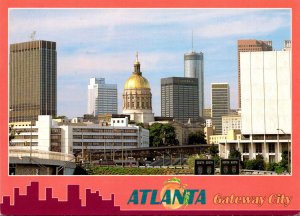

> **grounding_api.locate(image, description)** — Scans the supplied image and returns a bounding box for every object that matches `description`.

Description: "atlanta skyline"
[9,8,291,118]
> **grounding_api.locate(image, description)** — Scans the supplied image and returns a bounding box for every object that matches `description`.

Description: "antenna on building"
[192,30,194,52]
[30,31,36,41]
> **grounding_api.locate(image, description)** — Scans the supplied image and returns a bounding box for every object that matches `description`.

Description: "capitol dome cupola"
[133,53,141,75]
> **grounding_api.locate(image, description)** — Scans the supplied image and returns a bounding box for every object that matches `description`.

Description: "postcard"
[1,0,300,215]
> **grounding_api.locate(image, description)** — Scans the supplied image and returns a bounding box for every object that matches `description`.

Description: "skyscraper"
[9,40,57,123]
[240,49,291,162]
[237,40,272,108]
[211,83,230,135]
[87,78,118,116]
[161,77,199,123]
[184,51,204,116]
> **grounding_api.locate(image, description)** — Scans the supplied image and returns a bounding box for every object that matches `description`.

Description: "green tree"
[208,144,221,168]
[208,144,219,157]
[149,123,163,147]
[149,123,178,147]
[162,124,178,146]
[280,150,290,170]
[228,149,242,161]
[188,130,206,145]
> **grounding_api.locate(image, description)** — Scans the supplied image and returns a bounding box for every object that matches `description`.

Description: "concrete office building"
[122,54,154,124]
[219,49,291,163]
[161,77,199,123]
[222,114,242,135]
[211,83,230,135]
[184,51,204,116]
[88,78,118,116]
[9,40,57,123]
[10,115,149,157]
[237,40,272,108]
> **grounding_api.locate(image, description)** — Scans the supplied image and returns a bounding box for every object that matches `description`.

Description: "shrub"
[275,165,285,174]
[244,155,265,171]
[266,162,278,171]
[87,166,193,175]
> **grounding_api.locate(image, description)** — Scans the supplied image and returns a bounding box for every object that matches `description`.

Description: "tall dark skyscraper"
[211,83,230,135]
[161,77,199,123]
[9,40,57,123]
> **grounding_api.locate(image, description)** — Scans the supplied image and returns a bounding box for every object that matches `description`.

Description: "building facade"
[87,78,118,116]
[184,51,204,116]
[222,114,242,135]
[217,49,291,163]
[237,40,272,108]
[9,40,57,123]
[122,54,154,124]
[10,115,150,158]
[211,83,230,135]
[161,77,199,123]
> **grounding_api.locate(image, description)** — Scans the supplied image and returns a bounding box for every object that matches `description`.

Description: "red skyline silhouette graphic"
[0,182,298,215]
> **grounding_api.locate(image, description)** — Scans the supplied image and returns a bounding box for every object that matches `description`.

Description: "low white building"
[10,115,149,157]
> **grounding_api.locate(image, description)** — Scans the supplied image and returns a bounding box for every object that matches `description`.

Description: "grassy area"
[87,166,193,175]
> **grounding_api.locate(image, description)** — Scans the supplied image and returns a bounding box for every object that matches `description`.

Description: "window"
[256,143,262,153]
[269,155,275,163]
[242,143,249,153]
[269,143,275,153]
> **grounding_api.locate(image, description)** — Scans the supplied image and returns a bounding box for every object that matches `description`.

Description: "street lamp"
[277,128,290,174]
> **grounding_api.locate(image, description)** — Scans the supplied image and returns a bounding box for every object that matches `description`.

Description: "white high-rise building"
[241,51,291,135]
[184,51,204,117]
[218,49,291,163]
[88,78,118,116]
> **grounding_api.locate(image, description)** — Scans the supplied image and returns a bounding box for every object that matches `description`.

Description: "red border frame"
[1,0,300,213]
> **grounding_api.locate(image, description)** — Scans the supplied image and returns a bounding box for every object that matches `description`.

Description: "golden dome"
[124,52,150,89]
[124,73,150,89]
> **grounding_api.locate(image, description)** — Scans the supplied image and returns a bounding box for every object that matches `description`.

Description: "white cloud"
[197,15,288,38]
[58,51,181,76]
[9,9,289,43]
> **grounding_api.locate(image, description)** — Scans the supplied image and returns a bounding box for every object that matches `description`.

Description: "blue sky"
[9,9,291,118]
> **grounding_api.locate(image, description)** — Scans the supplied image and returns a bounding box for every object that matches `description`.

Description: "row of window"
[73,142,137,147]
[232,143,276,153]
[73,135,137,140]
[9,142,38,146]
[72,128,136,133]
